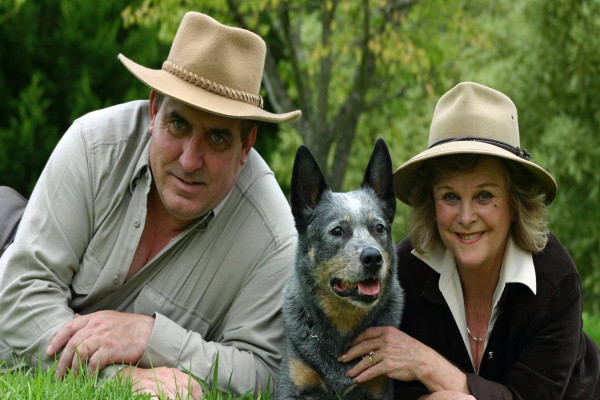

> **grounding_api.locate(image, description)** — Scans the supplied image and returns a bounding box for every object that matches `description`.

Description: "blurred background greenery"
[1,0,599,322]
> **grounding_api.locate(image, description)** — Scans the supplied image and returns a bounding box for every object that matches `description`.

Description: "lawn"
[0,357,271,400]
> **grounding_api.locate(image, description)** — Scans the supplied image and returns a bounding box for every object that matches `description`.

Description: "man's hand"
[120,366,203,400]
[46,311,155,377]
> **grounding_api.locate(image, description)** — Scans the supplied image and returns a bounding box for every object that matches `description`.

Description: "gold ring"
[368,350,375,365]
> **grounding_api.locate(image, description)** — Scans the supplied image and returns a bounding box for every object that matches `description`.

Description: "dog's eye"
[376,224,385,233]
[330,226,343,236]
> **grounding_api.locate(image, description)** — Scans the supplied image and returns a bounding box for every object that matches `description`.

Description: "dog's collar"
[303,311,340,359]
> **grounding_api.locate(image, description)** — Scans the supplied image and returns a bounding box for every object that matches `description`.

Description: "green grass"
[3,317,599,400]
[0,357,271,400]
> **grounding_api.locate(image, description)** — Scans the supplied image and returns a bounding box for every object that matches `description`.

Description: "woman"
[340,82,600,399]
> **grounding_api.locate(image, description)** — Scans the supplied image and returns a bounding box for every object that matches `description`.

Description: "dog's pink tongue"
[358,279,380,296]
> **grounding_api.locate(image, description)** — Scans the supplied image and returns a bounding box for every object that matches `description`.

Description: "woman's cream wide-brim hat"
[118,12,301,123]
[393,82,557,205]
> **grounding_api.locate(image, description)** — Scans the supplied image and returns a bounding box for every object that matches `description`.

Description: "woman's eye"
[330,226,343,236]
[443,193,459,202]
[376,224,385,233]
[478,191,492,201]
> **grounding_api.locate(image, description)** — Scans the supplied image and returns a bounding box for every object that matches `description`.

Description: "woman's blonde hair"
[407,154,549,254]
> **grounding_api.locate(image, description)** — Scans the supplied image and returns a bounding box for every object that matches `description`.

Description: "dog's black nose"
[360,247,383,272]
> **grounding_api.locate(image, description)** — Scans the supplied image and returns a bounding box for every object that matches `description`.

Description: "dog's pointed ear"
[361,138,396,222]
[291,145,330,234]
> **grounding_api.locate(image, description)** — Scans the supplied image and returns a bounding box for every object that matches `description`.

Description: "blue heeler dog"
[275,139,404,399]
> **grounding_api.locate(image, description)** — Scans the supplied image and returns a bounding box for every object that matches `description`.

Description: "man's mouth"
[174,175,202,186]
[330,277,381,303]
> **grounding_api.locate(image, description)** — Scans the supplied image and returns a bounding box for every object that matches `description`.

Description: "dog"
[275,139,404,399]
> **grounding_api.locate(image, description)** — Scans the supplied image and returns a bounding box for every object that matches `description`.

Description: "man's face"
[148,92,256,226]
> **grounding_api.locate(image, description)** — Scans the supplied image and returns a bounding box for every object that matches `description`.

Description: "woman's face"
[433,157,515,274]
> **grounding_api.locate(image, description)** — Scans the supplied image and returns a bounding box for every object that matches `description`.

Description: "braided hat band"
[162,60,264,109]
[118,12,300,123]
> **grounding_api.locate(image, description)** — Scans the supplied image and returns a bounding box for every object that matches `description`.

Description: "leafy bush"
[0,0,167,196]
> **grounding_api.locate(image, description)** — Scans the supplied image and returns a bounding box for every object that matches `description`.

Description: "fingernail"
[46,344,53,355]
[337,354,346,361]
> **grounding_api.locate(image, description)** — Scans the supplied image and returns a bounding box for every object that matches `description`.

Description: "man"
[0,11,301,399]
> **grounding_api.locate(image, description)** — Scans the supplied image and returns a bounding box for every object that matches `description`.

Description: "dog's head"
[290,139,396,316]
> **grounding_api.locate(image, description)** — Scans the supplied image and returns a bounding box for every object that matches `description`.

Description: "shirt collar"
[411,235,536,297]
[129,133,152,194]
[498,236,536,295]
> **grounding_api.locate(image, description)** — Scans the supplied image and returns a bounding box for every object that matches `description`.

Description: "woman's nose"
[458,201,477,225]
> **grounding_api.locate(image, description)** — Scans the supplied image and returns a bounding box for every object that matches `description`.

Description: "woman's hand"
[339,326,469,394]
[418,391,476,400]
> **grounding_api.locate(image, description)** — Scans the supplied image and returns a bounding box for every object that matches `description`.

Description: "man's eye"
[173,120,185,130]
[211,134,224,144]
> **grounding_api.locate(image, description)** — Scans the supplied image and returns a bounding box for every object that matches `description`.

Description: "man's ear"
[240,124,257,165]
[148,90,159,133]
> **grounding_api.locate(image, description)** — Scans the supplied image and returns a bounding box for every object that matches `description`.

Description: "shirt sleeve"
[0,121,93,368]
[138,233,295,396]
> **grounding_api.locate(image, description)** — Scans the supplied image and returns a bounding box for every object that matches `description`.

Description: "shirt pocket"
[134,284,211,337]
[71,247,103,294]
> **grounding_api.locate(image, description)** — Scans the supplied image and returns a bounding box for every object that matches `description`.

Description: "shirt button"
[487,351,495,359]
[134,219,140,228]
[112,275,119,285]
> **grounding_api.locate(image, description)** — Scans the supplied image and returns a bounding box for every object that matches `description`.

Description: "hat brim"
[119,54,301,123]
[393,141,557,206]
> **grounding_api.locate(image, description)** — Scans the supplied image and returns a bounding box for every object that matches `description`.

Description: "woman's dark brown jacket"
[394,234,599,399]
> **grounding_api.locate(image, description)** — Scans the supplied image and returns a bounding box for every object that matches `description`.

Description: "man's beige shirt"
[0,101,297,395]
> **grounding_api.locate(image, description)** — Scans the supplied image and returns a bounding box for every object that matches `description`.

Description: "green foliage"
[583,312,600,345]
[0,0,167,196]
[440,0,600,312]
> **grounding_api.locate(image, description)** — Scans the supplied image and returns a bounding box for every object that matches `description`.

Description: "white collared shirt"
[412,236,536,370]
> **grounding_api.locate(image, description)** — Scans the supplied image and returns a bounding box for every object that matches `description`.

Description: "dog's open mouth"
[330,277,380,303]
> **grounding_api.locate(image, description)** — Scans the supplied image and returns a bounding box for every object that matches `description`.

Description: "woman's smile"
[433,157,514,273]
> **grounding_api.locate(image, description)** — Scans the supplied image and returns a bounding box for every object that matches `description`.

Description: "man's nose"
[179,137,205,172]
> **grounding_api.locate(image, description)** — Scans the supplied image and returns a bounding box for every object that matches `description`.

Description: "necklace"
[466,325,485,342]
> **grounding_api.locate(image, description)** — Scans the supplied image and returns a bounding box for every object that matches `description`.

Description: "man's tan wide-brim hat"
[118,12,301,123]
[393,81,557,205]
